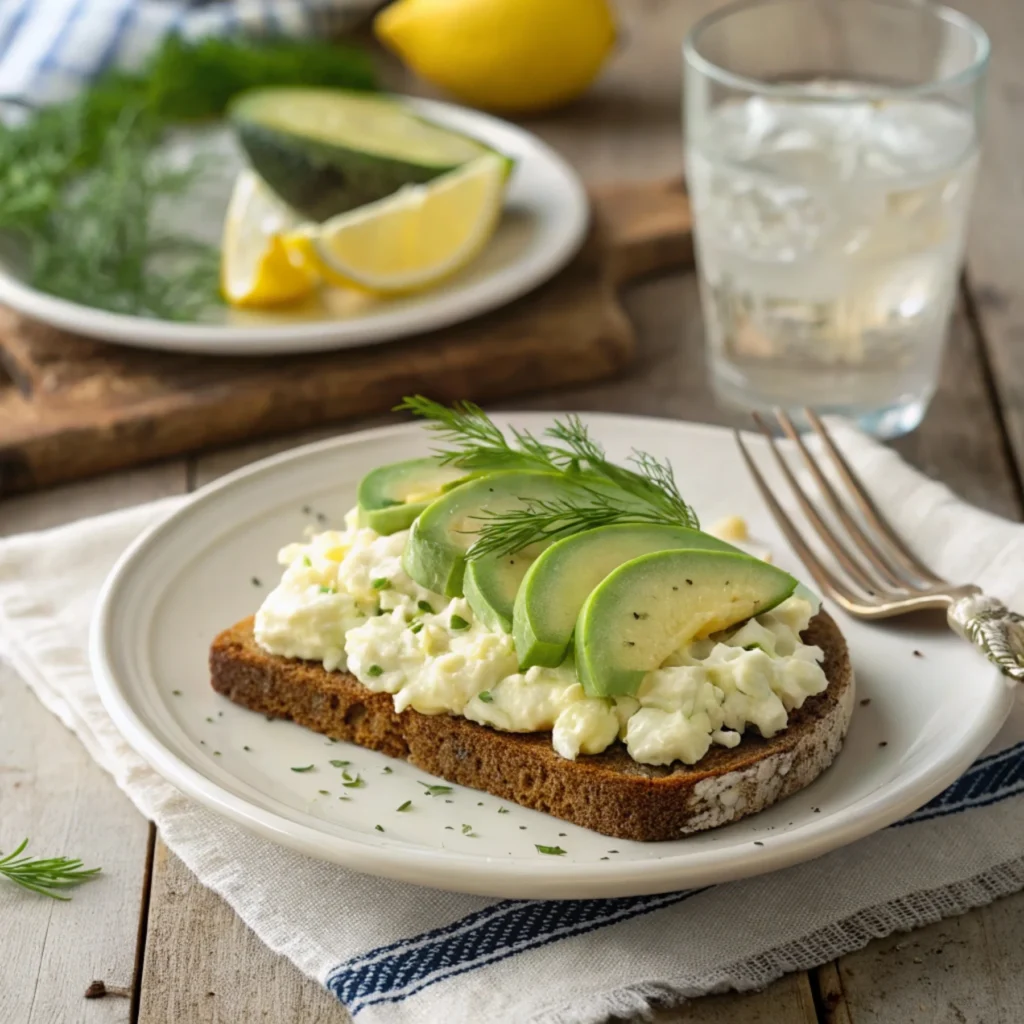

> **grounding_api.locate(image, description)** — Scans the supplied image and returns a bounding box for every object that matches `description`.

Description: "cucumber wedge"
[230,87,503,220]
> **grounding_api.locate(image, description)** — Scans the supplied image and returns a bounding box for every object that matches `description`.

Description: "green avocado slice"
[513,523,740,669]
[230,88,503,220]
[575,549,797,698]
[356,457,470,535]
[402,470,601,598]
[463,552,536,634]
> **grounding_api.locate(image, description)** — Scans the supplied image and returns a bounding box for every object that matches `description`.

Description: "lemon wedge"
[221,170,319,308]
[286,153,509,295]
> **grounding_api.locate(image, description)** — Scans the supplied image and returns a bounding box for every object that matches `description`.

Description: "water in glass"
[688,89,978,437]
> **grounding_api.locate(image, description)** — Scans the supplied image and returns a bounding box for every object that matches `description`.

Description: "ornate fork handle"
[948,594,1024,683]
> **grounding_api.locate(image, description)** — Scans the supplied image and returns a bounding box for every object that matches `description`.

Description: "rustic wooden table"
[3,2,1024,1021]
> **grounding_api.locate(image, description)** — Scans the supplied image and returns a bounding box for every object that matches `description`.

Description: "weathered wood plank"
[0,461,186,1024]
[953,0,1024,480]
[829,889,1024,1024]
[0,667,149,1024]
[137,841,349,1024]
[648,975,817,1023]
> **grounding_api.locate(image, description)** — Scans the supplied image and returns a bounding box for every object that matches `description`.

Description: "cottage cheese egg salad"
[254,398,829,769]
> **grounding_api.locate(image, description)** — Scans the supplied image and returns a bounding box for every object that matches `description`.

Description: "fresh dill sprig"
[0,839,101,900]
[396,397,699,555]
[467,489,692,558]
[394,396,566,474]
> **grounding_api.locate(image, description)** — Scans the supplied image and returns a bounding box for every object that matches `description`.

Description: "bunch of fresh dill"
[396,396,699,556]
[0,34,376,319]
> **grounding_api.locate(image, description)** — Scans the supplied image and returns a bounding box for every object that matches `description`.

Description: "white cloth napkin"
[0,0,377,107]
[1,427,1023,1024]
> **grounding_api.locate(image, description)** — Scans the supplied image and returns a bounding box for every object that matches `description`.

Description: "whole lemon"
[375,0,617,114]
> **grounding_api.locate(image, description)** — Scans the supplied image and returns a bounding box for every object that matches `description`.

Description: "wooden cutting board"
[0,177,692,496]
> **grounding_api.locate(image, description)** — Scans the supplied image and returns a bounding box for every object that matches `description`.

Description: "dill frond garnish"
[395,397,699,555]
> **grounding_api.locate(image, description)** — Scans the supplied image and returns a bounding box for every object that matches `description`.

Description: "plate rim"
[90,414,1015,898]
[0,97,589,357]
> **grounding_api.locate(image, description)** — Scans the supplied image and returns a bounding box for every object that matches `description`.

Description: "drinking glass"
[684,0,989,438]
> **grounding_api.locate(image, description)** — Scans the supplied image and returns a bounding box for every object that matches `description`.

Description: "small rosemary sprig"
[396,397,699,555]
[0,839,101,900]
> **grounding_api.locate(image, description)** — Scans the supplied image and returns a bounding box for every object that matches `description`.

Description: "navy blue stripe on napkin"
[327,739,1024,1014]
[896,739,1024,826]
[328,889,706,1014]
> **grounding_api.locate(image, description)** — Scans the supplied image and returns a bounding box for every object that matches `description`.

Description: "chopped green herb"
[409,622,424,635]
[417,600,434,613]
[367,665,384,678]
[329,760,351,768]
[477,691,494,704]
[213,751,221,757]
[205,716,214,723]
[319,585,336,594]
[372,577,391,590]
[342,774,365,789]
[497,807,509,814]
[418,782,453,796]
[535,845,567,856]
[303,555,312,567]
[251,576,262,587]
[171,689,182,696]
[318,789,330,796]
[243,745,251,752]
[291,765,315,773]
[450,614,470,630]
[397,800,412,812]
[461,824,473,835]
[743,642,765,652]
[338,796,351,802]
[382,766,393,774]
[374,824,384,832]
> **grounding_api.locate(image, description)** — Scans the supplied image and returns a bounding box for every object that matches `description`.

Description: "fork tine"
[750,413,898,599]
[804,408,945,586]
[774,409,912,591]
[734,430,872,614]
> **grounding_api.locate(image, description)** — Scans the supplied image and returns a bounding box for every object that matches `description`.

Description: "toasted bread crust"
[209,611,854,841]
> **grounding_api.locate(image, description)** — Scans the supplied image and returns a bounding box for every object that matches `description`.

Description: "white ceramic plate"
[91,415,1014,898]
[0,99,588,356]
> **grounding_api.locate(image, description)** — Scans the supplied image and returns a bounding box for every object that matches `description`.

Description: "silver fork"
[735,408,1024,684]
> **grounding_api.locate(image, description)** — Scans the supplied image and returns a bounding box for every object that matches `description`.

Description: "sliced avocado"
[402,470,587,597]
[463,551,536,634]
[513,524,739,669]
[230,88,501,220]
[575,550,797,698]
[356,457,469,534]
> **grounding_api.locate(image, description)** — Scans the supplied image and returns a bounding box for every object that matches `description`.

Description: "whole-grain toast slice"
[210,610,854,841]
